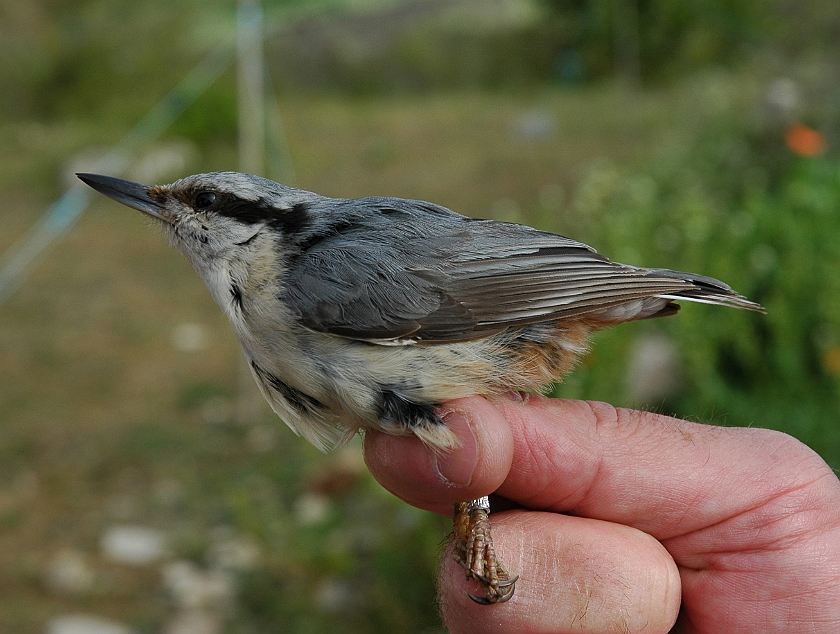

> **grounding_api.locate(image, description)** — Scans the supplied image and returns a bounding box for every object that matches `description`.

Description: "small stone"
[763,78,800,122]
[162,561,234,612]
[101,526,166,566]
[46,614,132,634]
[510,108,556,142]
[171,323,208,353]
[293,492,331,527]
[44,549,95,595]
[163,610,223,634]
[314,577,353,613]
[208,534,260,572]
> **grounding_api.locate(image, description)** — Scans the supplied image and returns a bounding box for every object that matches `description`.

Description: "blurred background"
[1,0,840,632]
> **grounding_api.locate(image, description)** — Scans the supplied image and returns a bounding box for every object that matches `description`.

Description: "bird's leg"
[452,496,517,604]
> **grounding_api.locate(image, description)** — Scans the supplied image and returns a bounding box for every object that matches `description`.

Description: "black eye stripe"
[215,198,312,235]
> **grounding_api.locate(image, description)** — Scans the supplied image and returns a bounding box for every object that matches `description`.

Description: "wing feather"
[282,197,762,344]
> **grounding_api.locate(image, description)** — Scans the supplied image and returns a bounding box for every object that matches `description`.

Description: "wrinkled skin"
[365,395,840,634]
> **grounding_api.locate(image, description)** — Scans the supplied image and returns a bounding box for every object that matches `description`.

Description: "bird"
[78,171,764,604]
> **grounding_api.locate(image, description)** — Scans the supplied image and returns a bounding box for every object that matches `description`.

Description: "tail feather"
[649,268,765,312]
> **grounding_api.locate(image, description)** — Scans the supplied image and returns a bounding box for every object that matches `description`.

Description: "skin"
[364,394,840,634]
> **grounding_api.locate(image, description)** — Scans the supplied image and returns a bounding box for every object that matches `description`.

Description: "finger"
[363,395,514,515]
[439,510,681,634]
[494,395,837,541]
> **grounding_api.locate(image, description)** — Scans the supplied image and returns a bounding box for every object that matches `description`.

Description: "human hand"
[363,394,840,633]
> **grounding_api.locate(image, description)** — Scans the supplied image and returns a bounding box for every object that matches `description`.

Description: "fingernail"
[435,410,478,488]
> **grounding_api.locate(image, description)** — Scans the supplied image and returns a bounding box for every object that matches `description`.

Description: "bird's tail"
[649,268,765,312]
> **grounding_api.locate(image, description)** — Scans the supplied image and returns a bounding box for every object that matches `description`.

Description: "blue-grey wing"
[282,197,760,344]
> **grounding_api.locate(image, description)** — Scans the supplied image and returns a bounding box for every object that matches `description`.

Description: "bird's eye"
[194,191,217,209]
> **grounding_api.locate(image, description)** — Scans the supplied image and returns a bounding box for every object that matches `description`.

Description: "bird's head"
[77,171,316,270]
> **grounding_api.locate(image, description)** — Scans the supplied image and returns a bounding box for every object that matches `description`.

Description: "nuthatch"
[78,171,763,603]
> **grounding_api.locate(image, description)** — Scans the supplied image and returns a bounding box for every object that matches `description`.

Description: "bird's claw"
[453,500,517,605]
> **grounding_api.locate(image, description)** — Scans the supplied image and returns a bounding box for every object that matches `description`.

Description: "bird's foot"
[452,497,517,604]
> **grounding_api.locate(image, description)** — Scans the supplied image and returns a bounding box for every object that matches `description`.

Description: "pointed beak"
[76,173,168,222]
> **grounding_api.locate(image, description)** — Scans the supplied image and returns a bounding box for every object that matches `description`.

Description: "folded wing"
[283,198,763,344]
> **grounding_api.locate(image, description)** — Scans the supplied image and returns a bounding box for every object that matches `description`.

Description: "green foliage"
[169,76,240,143]
[542,0,781,80]
[5,0,840,115]
[0,0,209,120]
[554,122,840,465]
